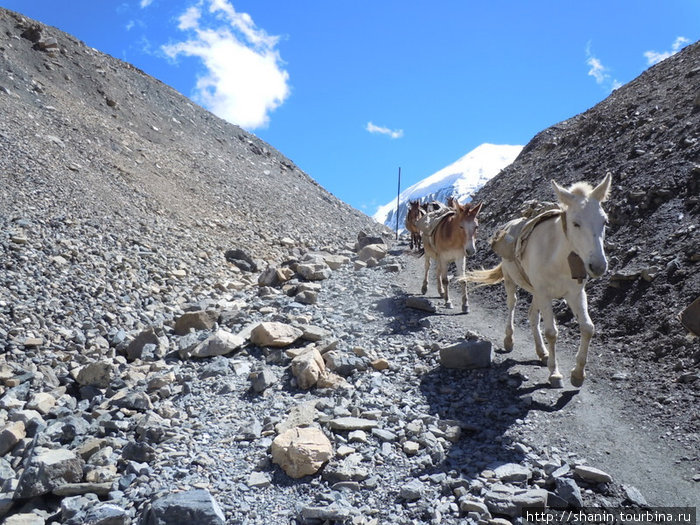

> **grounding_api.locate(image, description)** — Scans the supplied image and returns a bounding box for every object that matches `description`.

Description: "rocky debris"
[271,427,333,478]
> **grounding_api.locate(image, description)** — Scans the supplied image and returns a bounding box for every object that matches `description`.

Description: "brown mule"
[421,201,483,312]
[405,200,425,251]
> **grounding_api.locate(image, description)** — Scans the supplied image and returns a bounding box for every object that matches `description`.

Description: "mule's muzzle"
[465,245,476,257]
[588,260,607,278]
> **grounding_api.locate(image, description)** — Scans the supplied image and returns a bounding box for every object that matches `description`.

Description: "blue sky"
[2,1,698,214]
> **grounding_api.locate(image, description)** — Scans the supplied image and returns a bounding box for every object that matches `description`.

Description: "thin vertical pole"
[395,167,401,240]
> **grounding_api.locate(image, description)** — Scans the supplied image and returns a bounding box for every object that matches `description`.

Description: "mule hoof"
[503,337,514,352]
[538,353,549,365]
[462,304,469,314]
[421,284,428,295]
[570,369,585,388]
[549,374,564,388]
[445,301,453,309]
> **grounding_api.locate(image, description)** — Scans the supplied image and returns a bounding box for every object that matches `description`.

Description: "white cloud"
[162,0,290,130]
[140,0,154,8]
[644,36,690,65]
[585,43,621,92]
[586,55,607,85]
[366,122,404,139]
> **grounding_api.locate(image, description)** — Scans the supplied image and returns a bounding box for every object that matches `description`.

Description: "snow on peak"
[372,143,522,230]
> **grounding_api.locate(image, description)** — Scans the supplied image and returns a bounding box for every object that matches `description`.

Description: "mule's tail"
[462,263,504,286]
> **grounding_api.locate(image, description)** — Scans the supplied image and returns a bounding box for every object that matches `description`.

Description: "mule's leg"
[528,302,548,362]
[409,232,414,251]
[567,290,594,388]
[538,297,563,388]
[460,255,469,313]
[503,275,517,351]
[439,260,452,309]
[421,254,430,295]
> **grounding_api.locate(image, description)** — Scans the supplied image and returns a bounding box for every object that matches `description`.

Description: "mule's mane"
[568,182,593,197]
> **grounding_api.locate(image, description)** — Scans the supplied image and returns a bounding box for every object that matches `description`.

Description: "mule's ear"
[469,201,483,216]
[591,172,612,202]
[552,180,576,208]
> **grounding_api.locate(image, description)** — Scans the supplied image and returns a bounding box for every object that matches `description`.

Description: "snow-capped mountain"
[372,143,523,231]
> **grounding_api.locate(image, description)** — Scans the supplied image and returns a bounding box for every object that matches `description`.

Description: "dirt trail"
[398,248,698,507]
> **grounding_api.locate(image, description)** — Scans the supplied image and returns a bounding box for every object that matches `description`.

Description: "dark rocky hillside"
[470,42,699,433]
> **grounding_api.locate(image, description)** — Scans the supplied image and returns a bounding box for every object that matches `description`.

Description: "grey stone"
[555,477,583,508]
[440,340,492,369]
[82,503,130,525]
[493,462,531,483]
[200,356,230,378]
[184,329,245,359]
[76,361,113,389]
[399,479,424,501]
[405,296,436,313]
[623,485,648,506]
[301,325,330,342]
[174,310,216,335]
[484,484,547,517]
[297,262,332,281]
[250,368,277,393]
[574,465,612,484]
[328,417,378,431]
[125,329,161,362]
[14,448,84,498]
[247,472,271,488]
[140,489,225,525]
[300,504,351,521]
[323,350,368,376]
[371,428,397,442]
[321,454,369,483]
